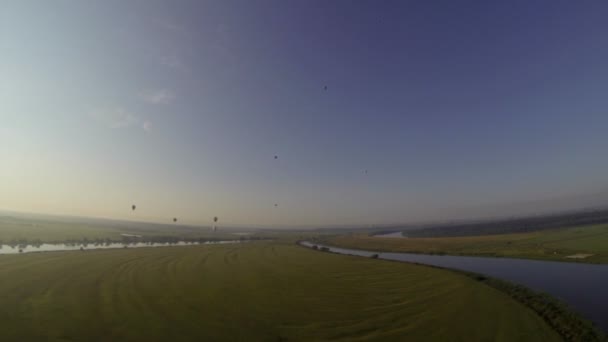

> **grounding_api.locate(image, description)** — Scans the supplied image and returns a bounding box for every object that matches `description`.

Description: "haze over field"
[2,1,608,226]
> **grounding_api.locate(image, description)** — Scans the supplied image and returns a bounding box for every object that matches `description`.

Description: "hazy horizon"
[3,1,608,226]
[3,186,608,228]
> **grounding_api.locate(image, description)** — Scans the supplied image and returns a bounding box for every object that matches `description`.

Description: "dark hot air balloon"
[132,205,136,211]
[212,216,218,232]
[173,217,177,222]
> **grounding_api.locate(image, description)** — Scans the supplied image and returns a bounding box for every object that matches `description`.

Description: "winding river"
[0,240,243,255]
[299,241,608,332]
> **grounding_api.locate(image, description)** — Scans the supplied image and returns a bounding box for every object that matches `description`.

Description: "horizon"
[3,190,608,230]
[3,1,608,226]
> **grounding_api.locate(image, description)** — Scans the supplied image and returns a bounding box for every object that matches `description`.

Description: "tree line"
[403,209,608,237]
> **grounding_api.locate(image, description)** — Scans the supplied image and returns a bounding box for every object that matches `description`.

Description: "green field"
[0,215,243,243]
[0,241,561,341]
[325,224,608,263]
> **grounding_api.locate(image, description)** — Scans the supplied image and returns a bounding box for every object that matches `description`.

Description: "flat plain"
[326,224,608,263]
[0,215,239,243]
[0,241,560,341]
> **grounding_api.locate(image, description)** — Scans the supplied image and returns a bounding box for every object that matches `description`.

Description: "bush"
[473,276,606,341]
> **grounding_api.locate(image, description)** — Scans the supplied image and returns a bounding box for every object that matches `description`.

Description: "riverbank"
[0,241,562,341]
[299,241,607,341]
[0,239,249,255]
[330,224,608,264]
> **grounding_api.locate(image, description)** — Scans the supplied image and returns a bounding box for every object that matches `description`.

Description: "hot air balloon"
[131,204,136,211]
[173,217,177,223]
[213,216,218,223]
[274,155,278,160]
[324,85,327,91]
[274,203,278,207]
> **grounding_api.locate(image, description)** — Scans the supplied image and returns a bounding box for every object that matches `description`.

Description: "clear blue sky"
[2,0,608,226]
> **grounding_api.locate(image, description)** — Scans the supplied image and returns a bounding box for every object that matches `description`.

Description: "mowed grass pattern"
[0,242,559,341]
[329,224,608,263]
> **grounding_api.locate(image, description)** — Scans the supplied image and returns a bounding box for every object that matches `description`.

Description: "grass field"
[325,224,608,263]
[0,215,243,243]
[0,241,561,341]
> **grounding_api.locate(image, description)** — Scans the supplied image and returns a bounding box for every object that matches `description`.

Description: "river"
[299,241,608,332]
[0,240,243,255]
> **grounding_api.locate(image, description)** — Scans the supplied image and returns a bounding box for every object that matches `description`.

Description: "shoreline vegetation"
[0,235,268,251]
[0,241,562,341]
[477,276,606,342]
[300,241,607,342]
[403,209,608,238]
[325,223,608,264]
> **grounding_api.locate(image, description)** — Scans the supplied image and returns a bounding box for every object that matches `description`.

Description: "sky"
[2,0,608,226]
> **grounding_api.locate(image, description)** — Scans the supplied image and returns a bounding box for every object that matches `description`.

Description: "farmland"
[0,241,560,341]
[0,214,246,244]
[325,224,608,263]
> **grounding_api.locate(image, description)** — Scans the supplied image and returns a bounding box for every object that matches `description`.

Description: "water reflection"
[0,240,242,255]
[300,241,608,332]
